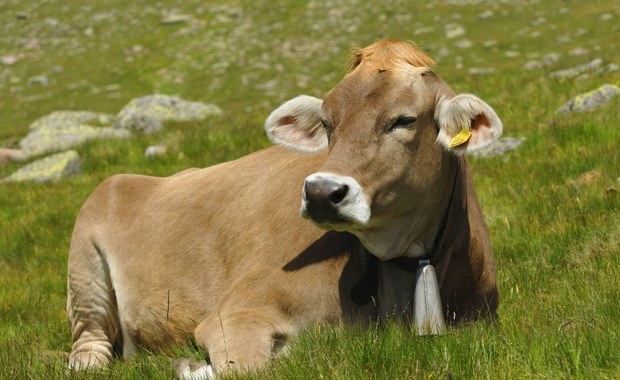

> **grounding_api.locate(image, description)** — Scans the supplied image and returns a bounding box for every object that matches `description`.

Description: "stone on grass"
[445,23,465,39]
[550,58,602,79]
[468,137,524,158]
[523,53,561,70]
[160,13,192,25]
[145,145,167,157]
[29,110,116,130]
[20,124,132,157]
[556,84,620,113]
[114,94,222,134]
[1,150,80,183]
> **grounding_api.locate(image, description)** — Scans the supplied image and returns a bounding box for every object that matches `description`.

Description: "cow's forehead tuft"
[347,39,435,73]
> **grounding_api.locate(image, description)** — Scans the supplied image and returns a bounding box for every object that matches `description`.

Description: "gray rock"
[29,110,116,130]
[445,23,465,39]
[523,53,561,70]
[469,137,524,158]
[20,123,132,157]
[568,47,589,56]
[160,13,192,25]
[556,84,620,113]
[478,10,493,20]
[454,39,473,49]
[145,145,167,157]
[118,114,164,134]
[550,58,602,79]
[468,67,496,75]
[1,150,80,183]
[28,75,50,86]
[114,94,222,134]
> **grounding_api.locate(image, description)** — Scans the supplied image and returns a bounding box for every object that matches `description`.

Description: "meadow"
[1,0,618,378]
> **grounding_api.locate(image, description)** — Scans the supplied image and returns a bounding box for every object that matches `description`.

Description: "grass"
[1,0,619,378]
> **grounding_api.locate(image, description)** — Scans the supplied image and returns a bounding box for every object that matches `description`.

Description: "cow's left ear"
[435,94,503,154]
[264,95,328,153]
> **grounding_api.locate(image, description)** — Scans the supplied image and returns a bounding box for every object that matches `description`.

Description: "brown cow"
[67,39,501,378]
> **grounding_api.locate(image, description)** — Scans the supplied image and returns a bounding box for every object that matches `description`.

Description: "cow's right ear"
[264,95,328,153]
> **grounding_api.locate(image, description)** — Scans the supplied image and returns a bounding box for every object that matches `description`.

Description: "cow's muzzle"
[301,173,371,227]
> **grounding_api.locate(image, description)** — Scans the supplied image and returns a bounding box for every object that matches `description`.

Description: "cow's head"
[265,40,502,260]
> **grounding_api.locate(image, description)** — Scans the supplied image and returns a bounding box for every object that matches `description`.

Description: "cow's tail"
[66,231,120,370]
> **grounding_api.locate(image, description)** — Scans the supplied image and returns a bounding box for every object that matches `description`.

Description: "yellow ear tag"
[448,128,472,148]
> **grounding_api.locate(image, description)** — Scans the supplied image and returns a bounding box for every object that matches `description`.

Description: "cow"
[66,39,501,378]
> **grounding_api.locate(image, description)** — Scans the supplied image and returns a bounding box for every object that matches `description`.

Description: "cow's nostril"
[329,185,349,205]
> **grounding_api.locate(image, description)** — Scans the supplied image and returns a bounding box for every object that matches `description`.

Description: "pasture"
[1,0,618,378]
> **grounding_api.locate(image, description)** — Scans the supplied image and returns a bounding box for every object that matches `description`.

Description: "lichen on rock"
[20,124,132,157]
[557,84,620,113]
[29,110,116,131]
[1,150,81,183]
[114,94,222,134]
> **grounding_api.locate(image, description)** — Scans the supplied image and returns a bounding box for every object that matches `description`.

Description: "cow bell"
[414,262,446,335]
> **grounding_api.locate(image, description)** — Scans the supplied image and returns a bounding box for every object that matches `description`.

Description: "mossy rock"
[557,84,620,113]
[114,94,222,134]
[29,111,116,131]
[20,124,132,157]
[1,150,81,183]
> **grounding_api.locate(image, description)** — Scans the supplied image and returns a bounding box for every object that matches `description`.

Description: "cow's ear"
[264,95,327,153]
[435,94,502,154]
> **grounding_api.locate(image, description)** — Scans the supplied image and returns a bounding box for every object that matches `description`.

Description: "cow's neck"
[390,155,469,279]
[351,156,470,319]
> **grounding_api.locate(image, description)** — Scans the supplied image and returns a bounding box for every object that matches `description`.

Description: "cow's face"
[265,41,502,260]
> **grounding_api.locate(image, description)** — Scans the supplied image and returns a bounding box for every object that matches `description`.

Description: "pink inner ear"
[278,116,296,126]
[469,114,493,146]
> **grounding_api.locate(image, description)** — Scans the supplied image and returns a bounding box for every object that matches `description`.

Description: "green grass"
[1,0,619,378]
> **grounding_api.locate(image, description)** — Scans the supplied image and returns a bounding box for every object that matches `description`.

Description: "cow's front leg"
[193,307,293,376]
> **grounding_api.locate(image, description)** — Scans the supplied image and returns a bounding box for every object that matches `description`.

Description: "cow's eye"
[387,116,417,132]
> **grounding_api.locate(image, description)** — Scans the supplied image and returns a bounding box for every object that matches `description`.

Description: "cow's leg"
[66,236,120,369]
[192,307,292,376]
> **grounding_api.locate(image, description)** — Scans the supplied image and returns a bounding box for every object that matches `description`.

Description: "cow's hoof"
[174,358,215,380]
[68,350,109,370]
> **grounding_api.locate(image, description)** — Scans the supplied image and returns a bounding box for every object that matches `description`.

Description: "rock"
[556,84,620,113]
[20,124,132,157]
[550,58,602,79]
[478,10,493,20]
[29,110,116,130]
[523,53,561,70]
[160,13,192,25]
[468,67,496,75]
[145,145,167,157]
[568,47,589,56]
[28,75,50,86]
[0,148,28,164]
[468,137,524,158]
[445,23,465,39]
[118,114,164,134]
[454,39,472,49]
[114,94,222,134]
[1,55,19,65]
[413,26,434,35]
[1,150,80,183]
